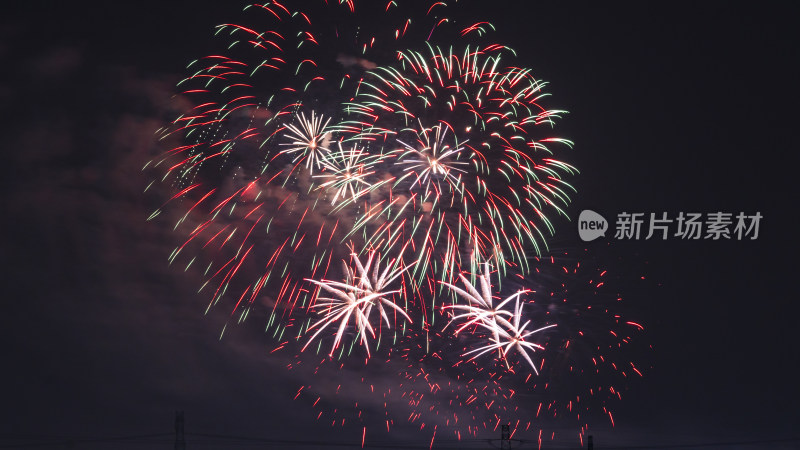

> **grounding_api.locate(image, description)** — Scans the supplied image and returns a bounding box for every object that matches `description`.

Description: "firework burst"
[146,0,644,445]
[303,244,417,357]
[442,262,556,374]
[313,141,376,205]
[395,121,469,197]
[280,111,333,174]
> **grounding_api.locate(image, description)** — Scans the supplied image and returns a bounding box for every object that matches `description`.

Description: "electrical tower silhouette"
[174,411,186,450]
[500,424,511,450]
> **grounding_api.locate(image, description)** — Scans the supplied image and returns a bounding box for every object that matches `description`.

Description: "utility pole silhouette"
[500,424,511,450]
[588,435,593,450]
[174,411,186,450]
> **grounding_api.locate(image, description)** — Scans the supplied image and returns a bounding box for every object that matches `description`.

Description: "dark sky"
[2,1,798,449]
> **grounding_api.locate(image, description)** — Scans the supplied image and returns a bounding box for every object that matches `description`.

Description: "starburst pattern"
[303,245,416,357]
[280,111,332,173]
[147,1,646,444]
[442,262,556,374]
[462,295,556,374]
[313,141,376,205]
[395,121,469,197]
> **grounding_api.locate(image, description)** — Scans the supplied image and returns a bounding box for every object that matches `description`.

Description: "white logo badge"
[578,210,608,241]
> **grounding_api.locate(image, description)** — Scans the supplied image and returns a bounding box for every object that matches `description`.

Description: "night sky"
[2,1,798,449]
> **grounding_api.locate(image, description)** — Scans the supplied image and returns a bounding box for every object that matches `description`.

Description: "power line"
[185,432,800,450]
[1,417,798,450]
[2,433,798,449]
[594,436,800,449]
[0,433,172,449]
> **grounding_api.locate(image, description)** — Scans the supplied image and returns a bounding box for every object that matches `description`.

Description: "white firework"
[462,294,556,374]
[313,141,375,205]
[395,121,469,197]
[303,246,416,357]
[441,262,555,373]
[303,277,378,357]
[280,111,332,173]
[441,261,513,347]
[349,245,417,330]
